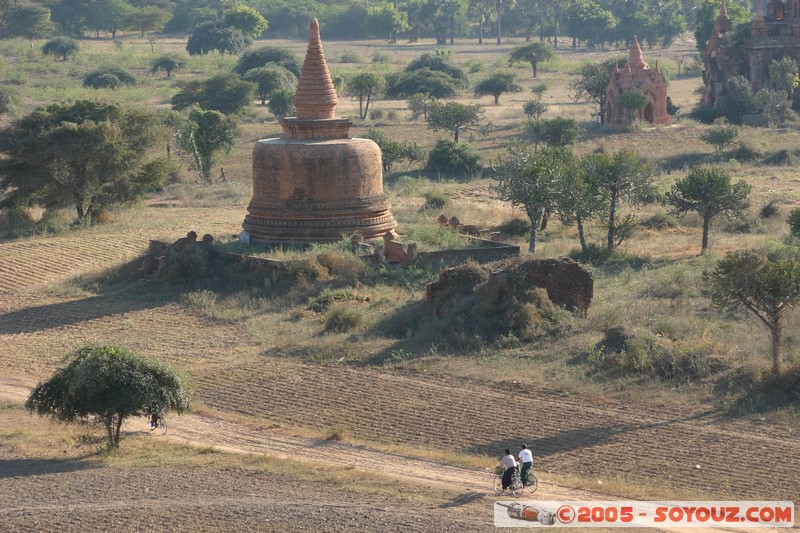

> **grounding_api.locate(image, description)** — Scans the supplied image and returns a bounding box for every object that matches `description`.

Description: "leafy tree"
[25,344,192,448]
[346,72,386,120]
[427,139,482,177]
[404,51,469,88]
[754,89,793,127]
[474,73,522,104]
[407,93,437,121]
[522,99,548,119]
[3,5,54,47]
[509,42,554,78]
[267,89,295,118]
[769,57,800,99]
[83,66,136,89]
[233,46,302,77]
[568,57,624,123]
[788,208,800,239]
[468,0,494,44]
[493,143,575,253]
[699,125,738,153]
[557,153,608,254]
[526,117,583,147]
[125,6,171,37]
[363,128,422,171]
[42,36,78,60]
[163,4,216,34]
[151,53,188,78]
[563,0,615,48]
[718,76,759,124]
[385,68,461,98]
[175,108,238,182]
[243,65,296,105]
[667,166,751,253]
[704,248,800,372]
[187,21,251,56]
[85,0,133,39]
[0,100,170,223]
[171,73,256,115]
[364,3,409,42]
[588,149,654,252]
[426,101,484,142]
[494,0,516,44]
[223,4,268,38]
[615,89,649,123]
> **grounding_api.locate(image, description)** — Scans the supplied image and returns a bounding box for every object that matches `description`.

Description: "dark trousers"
[520,461,532,486]
[502,466,515,489]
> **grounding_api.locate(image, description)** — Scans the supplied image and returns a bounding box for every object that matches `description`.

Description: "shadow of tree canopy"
[0,458,99,479]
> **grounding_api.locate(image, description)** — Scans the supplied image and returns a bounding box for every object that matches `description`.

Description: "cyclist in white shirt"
[499,449,518,491]
[518,444,533,486]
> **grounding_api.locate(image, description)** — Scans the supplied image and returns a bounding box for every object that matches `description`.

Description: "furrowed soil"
[1,216,798,531]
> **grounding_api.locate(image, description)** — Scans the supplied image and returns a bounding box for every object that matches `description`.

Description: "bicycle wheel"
[157,417,167,435]
[493,474,504,495]
[510,475,524,497]
[526,472,538,494]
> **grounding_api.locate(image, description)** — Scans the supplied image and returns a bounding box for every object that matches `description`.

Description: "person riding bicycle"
[518,444,533,487]
[498,449,518,492]
[149,412,160,430]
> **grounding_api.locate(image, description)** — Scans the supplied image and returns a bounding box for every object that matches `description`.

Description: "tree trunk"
[496,8,503,44]
[701,213,711,253]
[771,315,783,373]
[454,127,459,143]
[607,190,617,252]
[113,414,123,446]
[526,208,541,253]
[359,97,364,120]
[494,94,500,104]
[572,36,576,48]
[478,21,484,44]
[104,416,114,446]
[577,215,588,254]
[364,96,371,119]
[449,14,455,45]
[531,63,537,78]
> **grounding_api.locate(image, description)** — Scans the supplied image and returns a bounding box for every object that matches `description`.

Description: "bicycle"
[149,413,167,436]
[493,467,538,497]
[493,466,524,497]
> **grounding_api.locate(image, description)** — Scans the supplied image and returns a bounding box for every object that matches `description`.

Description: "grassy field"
[1,30,800,529]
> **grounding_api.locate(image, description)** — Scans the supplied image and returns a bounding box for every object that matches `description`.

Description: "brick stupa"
[604,36,670,126]
[242,19,397,243]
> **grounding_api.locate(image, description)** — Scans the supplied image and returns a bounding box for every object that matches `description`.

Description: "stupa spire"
[628,35,648,70]
[294,19,338,120]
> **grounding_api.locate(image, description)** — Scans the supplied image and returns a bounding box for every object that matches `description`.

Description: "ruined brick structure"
[605,36,670,125]
[242,19,397,243]
[703,0,800,106]
[426,257,594,316]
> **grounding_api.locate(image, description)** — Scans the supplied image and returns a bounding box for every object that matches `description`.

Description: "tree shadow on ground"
[440,492,486,508]
[0,458,98,479]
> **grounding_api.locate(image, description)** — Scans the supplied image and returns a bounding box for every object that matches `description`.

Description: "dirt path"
[0,379,764,532]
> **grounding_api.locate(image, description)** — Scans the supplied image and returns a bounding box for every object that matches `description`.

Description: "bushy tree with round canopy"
[426,101,484,142]
[175,108,239,182]
[243,65,297,105]
[151,53,188,78]
[187,21,251,56]
[0,100,171,223]
[83,66,135,88]
[171,73,256,115]
[222,4,269,38]
[3,5,54,47]
[615,89,649,123]
[42,36,78,61]
[475,73,522,104]
[346,72,386,119]
[26,344,192,448]
[567,56,625,122]
[509,42,554,78]
[666,166,751,253]
[233,46,301,77]
[267,89,295,118]
[385,68,461,98]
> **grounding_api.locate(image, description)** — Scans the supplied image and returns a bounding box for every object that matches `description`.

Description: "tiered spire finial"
[628,35,648,71]
[294,19,338,120]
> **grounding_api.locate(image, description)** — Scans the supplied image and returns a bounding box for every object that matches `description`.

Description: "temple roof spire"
[293,19,338,120]
[628,35,648,70]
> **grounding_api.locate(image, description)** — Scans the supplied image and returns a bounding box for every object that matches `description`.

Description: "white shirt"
[519,448,533,463]
[500,454,517,469]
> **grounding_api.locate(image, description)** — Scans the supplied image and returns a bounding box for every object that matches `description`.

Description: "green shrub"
[324,306,364,332]
[495,217,531,237]
[759,200,781,219]
[372,51,390,64]
[729,141,761,162]
[316,251,366,279]
[422,190,448,210]
[386,110,397,121]
[369,109,383,120]
[338,50,362,63]
[788,207,800,238]
[2,206,36,237]
[286,258,331,283]
[426,139,482,178]
[83,67,135,89]
[640,212,679,229]
[159,247,211,282]
[309,288,366,312]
